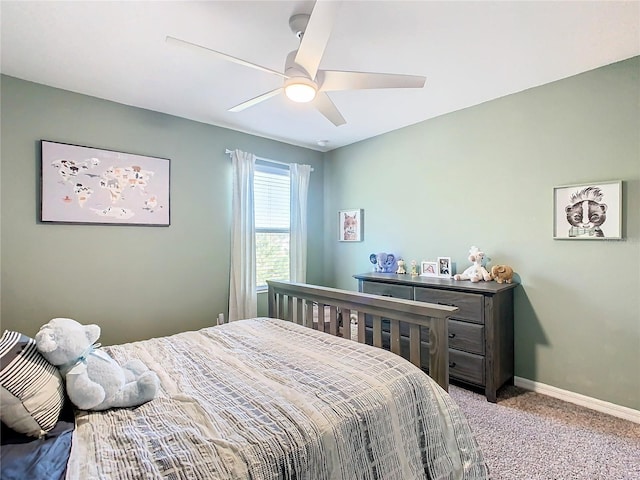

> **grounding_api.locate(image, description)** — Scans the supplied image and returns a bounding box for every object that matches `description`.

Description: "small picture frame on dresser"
[420,261,439,277]
[437,257,452,277]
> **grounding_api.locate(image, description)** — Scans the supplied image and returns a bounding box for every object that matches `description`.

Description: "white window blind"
[254,163,290,289]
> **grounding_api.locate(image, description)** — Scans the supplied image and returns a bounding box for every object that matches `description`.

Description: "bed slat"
[390,319,401,355]
[296,299,303,325]
[287,296,294,322]
[341,308,351,338]
[317,303,326,332]
[357,311,366,343]
[305,300,313,328]
[329,306,338,336]
[372,315,383,348]
[409,323,421,366]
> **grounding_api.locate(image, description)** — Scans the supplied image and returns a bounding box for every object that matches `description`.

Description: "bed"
[2,281,488,479]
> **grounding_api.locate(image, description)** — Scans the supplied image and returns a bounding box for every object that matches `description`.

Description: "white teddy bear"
[453,246,492,283]
[35,318,159,411]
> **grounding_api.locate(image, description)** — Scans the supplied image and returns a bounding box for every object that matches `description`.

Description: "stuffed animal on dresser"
[369,252,398,273]
[35,318,159,411]
[490,265,514,284]
[453,246,492,283]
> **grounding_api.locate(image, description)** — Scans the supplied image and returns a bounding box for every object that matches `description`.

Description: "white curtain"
[289,163,312,283]
[228,149,257,321]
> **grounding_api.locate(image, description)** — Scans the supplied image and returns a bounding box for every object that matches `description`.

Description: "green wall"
[2,58,638,411]
[324,57,640,410]
[0,75,324,346]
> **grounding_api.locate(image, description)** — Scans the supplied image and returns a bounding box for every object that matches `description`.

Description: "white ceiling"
[2,1,639,152]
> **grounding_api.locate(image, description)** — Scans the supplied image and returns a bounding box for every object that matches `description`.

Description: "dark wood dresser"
[353,272,518,402]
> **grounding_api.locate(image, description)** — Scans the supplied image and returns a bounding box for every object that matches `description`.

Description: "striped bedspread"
[67,318,488,479]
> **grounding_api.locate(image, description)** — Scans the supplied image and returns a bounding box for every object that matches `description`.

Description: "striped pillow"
[0,330,65,437]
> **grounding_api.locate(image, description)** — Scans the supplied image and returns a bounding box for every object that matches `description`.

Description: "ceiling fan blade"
[294,1,342,79]
[166,36,288,79]
[314,92,346,126]
[319,70,426,91]
[229,88,283,112]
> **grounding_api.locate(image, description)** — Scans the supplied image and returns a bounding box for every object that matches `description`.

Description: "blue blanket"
[1,402,74,480]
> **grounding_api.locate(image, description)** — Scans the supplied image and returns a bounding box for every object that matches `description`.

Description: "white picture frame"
[420,261,439,277]
[553,180,622,240]
[437,257,452,277]
[338,209,363,242]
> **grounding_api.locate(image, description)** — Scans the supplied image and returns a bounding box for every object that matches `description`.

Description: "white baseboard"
[514,376,640,424]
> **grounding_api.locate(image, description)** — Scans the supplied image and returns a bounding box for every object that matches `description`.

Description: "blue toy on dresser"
[369,252,398,273]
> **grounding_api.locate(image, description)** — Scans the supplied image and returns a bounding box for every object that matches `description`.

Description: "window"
[254,163,290,290]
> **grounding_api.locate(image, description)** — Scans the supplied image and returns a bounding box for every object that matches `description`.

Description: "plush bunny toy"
[35,318,159,411]
[453,246,492,283]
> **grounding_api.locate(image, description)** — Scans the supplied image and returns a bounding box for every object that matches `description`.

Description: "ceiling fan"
[166,1,426,126]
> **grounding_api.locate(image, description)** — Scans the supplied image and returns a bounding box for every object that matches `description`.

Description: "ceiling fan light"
[284,78,317,103]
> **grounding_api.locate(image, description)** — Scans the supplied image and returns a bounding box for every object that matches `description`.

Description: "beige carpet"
[346,320,638,477]
[449,384,640,479]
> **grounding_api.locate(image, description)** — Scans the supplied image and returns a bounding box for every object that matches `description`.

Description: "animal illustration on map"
[142,195,158,213]
[73,183,93,207]
[51,157,100,184]
[90,206,135,219]
[99,166,154,204]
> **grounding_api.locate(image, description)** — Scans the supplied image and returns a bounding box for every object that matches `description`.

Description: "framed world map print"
[40,140,170,226]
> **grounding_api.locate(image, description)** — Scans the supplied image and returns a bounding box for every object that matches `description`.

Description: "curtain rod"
[225,149,313,172]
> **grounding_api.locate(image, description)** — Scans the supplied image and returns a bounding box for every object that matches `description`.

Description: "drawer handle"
[449,362,457,368]
[448,333,456,339]
[437,301,456,307]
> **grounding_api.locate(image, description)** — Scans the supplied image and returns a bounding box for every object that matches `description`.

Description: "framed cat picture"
[553,180,622,240]
[338,209,363,242]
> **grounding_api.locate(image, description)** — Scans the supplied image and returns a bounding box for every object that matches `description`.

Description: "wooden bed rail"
[267,280,458,392]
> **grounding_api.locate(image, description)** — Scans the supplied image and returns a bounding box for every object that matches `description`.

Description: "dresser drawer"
[363,328,484,385]
[364,319,431,343]
[449,320,484,355]
[449,350,485,386]
[361,281,412,299]
[414,287,484,324]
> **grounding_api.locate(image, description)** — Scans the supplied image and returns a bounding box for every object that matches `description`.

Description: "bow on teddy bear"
[453,246,492,283]
[36,318,159,411]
